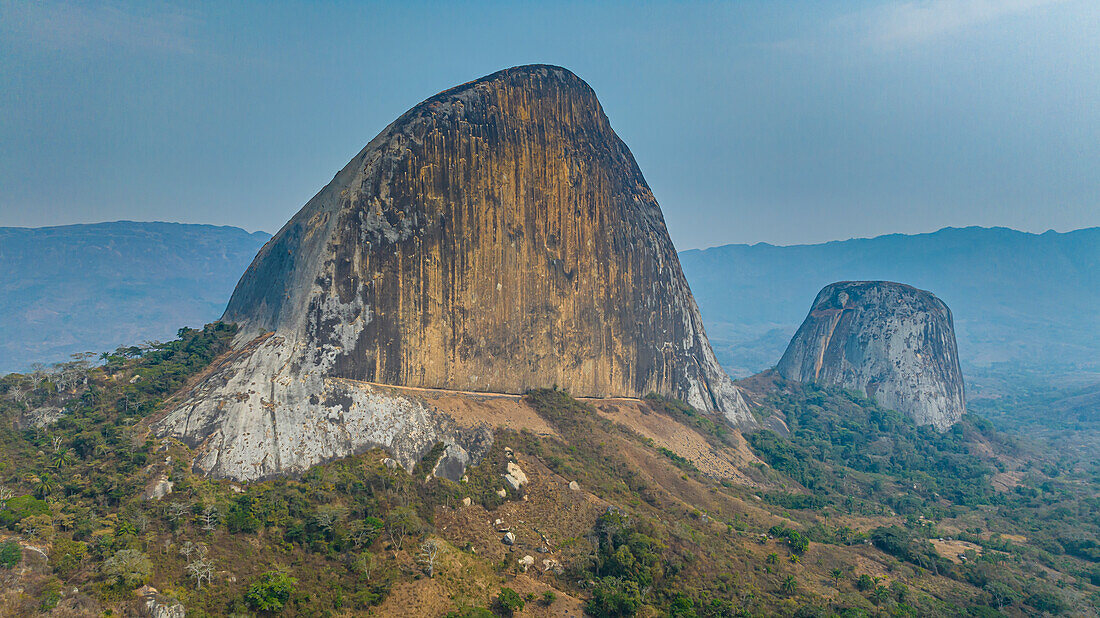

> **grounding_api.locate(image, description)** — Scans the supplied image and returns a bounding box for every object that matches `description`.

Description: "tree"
[586,577,643,617]
[857,573,875,591]
[187,556,215,590]
[766,552,778,564]
[353,551,377,580]
[103,549,152,588]
[166,501,190,525]
[314,505,344,538]
[34,474,54,499]
[350,517,383,548]
[247,570,298,613]
[200,505,220,531]
[385,507,424,556]
[872,585,890,604]
[831,568,844,589]
[418,539,443,577]
[985,582,1018,609]
[780,574,797,595]
[494,587,525,617]
[179,540,198,560]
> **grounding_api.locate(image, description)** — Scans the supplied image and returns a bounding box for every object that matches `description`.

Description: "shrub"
[0,541,21,568]
[493,587,524,616]
[0,495,49,529]
[247,570,298,613]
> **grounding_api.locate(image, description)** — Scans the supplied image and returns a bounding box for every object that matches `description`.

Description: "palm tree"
[766,552,778,564]
[872,585,890,604]
[34,474,54,499]
[51,448,73,470]
[831,568,844,589]
[781,574,797,595]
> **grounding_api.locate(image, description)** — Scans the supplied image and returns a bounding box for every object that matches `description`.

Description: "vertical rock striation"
[776,281,965,430]
[156,65,751,481]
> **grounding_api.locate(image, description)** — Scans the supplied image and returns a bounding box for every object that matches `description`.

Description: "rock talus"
[155,65,752,481]
[776,281,965,430]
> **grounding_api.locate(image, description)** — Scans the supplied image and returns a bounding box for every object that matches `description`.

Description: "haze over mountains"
[2,222,1096,388]
[679,226,1100,382]
[0,222,270,374]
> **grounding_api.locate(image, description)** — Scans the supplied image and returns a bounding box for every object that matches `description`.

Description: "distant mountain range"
[0,221,270,373]
[2,222,1097,385]
[679,226,1100,381]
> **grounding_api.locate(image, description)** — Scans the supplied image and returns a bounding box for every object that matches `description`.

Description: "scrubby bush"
[0,541,21,568]
[493,587,524,616]
[247,570,298,613]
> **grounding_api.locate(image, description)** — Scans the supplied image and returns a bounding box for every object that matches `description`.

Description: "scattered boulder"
[432,443,471,481]
[143,475,174,501]
[461,497,472,507]
[502,532,516,546]
[518,555,534,572]
[506,462,527,485]
[542,558,562,574]
[137,585,185,618]
[496,488,507,498]
[568,481,580,491]
[503,461,528,492]
[382,458,399,470]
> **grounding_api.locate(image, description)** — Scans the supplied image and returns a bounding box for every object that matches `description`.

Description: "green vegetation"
[0,328,1096,615]
[749,385,995,511]
[0,540,21,568]
[246,570,298,613]
[742,379,1100,615]
[492,587,524,616]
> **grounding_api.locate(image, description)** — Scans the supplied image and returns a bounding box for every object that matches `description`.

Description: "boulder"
[777,281,966,429]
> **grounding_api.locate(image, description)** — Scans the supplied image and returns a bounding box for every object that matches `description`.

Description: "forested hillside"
[1,326,1096,616]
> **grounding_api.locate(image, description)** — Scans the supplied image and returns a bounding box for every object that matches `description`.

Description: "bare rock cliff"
[155,65,751,481]
[776,281,965,430]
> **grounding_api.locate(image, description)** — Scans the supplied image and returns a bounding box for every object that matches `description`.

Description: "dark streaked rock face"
[156,65,750,481]
[777,281,965,430]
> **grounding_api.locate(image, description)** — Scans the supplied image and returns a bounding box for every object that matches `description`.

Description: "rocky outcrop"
[137,586,185,618]
[155,65,750,482]
[776,281,965,430]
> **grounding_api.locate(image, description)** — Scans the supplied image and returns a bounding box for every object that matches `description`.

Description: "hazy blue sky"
[1,1,1098,248]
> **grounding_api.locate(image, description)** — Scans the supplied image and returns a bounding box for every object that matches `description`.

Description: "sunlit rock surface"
[776,281,965,430]
[156,65,751,481]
